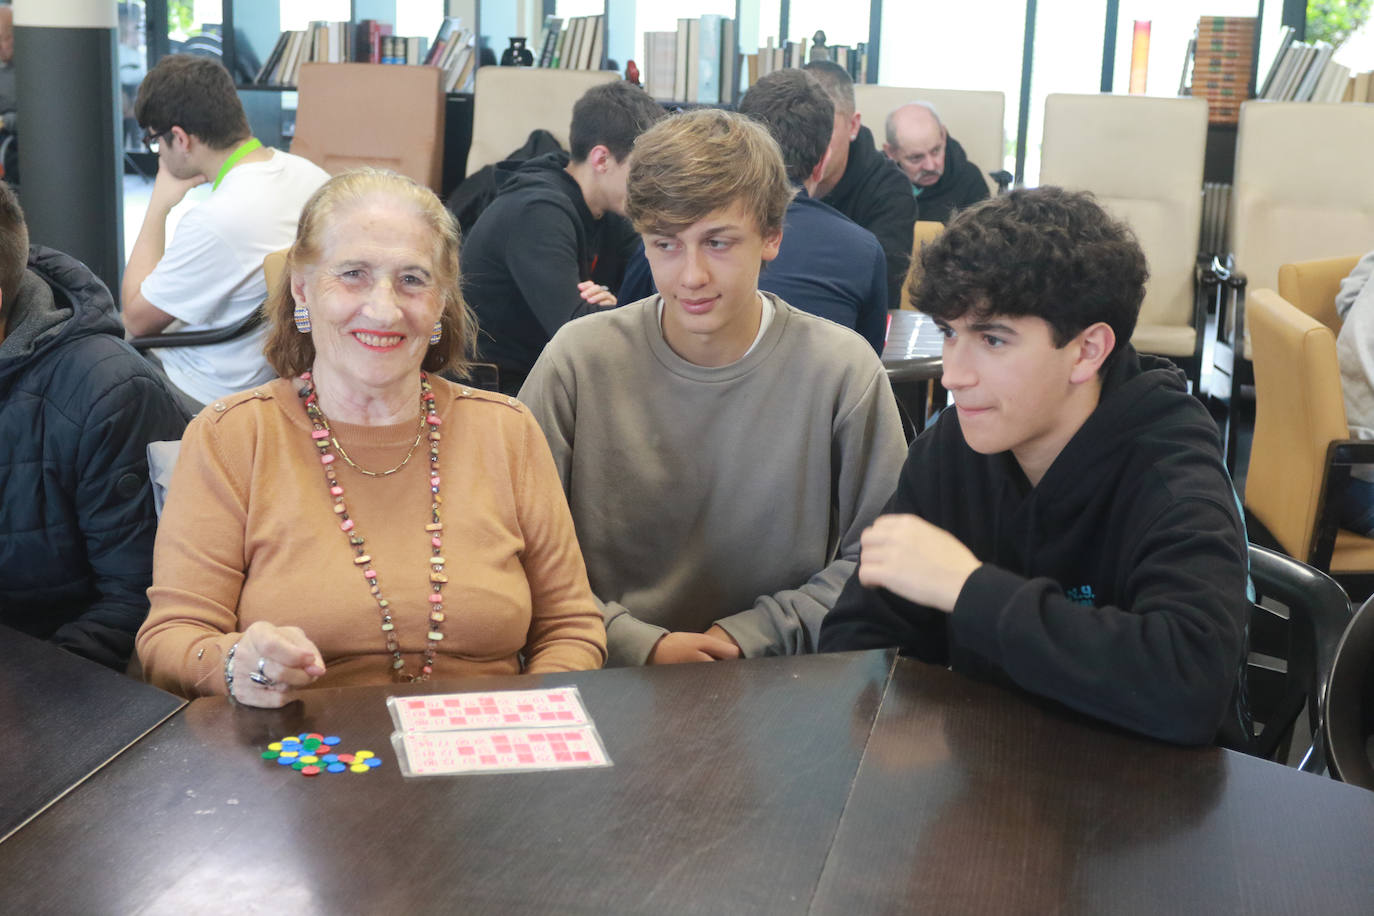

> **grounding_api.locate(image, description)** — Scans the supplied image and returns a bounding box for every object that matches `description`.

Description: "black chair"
[1324,595,1374,789]
[1241,544,1352,769]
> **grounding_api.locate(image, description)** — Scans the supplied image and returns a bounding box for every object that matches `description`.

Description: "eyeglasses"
[140,127,174,154]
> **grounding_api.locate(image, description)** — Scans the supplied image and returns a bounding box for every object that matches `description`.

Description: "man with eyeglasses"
[123,54,328,412]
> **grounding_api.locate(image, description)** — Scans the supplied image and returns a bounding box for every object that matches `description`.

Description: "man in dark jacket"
[883,101,991,224]
[804,61,916,311]
[820,188,1250,748]
[461,80,665,394]
[0,181,186,671]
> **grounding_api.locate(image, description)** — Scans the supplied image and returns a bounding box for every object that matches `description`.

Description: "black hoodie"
[461,151,639,394]
[0,246,186,670]
[912,135,991,225]
[820,347,1249,746]
[822,125,918,310]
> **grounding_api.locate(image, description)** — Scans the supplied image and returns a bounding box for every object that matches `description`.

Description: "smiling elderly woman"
[136,168,606,706]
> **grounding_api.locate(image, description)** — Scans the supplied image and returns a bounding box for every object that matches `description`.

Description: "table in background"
[881,309,945,437]
[0,652,893,914]
[0,625,184,842]
[814,658,1374,915]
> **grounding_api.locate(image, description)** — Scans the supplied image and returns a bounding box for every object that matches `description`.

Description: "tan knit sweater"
[137,376,605,697]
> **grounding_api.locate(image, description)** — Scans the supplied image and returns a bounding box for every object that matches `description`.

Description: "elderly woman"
[137,169,606,706]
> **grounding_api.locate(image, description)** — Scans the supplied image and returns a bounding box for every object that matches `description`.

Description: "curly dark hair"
[569,80,666,163]
[737,69,833,184]
[913,187,1148,355]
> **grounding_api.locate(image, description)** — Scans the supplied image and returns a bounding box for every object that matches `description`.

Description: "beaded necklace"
[299,370,447,681]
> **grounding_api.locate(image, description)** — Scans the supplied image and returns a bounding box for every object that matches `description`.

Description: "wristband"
[224,640,240,700]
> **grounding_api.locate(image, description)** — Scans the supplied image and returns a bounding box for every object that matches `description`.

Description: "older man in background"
[883,102,990,224]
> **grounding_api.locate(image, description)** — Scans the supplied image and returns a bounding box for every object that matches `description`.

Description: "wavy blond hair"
[626,109,793,237]
[262,168,477,379]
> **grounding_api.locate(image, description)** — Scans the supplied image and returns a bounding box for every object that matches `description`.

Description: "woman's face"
[292,194,444,400]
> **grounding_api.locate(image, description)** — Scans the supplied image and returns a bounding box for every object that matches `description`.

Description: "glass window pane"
[1113,0,1260,98]
[396,1,447,40]
[1023,1,1109,185]
[785,0,868,50]
[878,1,1025,175]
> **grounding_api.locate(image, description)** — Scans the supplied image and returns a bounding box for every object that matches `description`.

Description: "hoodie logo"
[1064,585,1097,606]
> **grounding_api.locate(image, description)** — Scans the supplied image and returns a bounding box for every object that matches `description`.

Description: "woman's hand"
[230,622,327,708]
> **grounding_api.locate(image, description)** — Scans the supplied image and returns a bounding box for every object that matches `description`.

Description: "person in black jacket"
[883,102,991,224]
[0,181,187,671]
[461,80,665,394]
[804,61,916,311]
[819,187,1249,747]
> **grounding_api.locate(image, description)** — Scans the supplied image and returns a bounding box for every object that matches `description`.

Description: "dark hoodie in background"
[911,135,991,225]
[0,246,186,671]
[822,125,918,309]
[820,347,1250,747]
[461,151,639,395]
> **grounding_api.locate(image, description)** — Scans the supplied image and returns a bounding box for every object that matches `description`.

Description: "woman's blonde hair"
[626,108,793,237]
[262,167,477,379]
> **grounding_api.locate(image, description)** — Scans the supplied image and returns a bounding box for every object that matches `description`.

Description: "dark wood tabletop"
[0,651,895,915]
[813,657,1374,916]
[0,625,184,842]
[4,648,1373,914]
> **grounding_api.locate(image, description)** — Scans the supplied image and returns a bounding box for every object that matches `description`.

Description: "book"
[537,16,562,67]
[1257,26,1296,98]
[586,15,605,70]
[255,30,290,84]
[1356,71,1373,104]
[551,23,568,68]
[685,19,702,101]
[1293,42,1333,101]
[675,19,692,101]
[696,14,723,104]
[720,17,737,105]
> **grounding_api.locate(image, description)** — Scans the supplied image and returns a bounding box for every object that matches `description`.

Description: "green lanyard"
[212,138,263,191]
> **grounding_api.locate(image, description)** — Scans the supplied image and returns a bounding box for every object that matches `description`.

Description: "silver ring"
[249,657,277,687]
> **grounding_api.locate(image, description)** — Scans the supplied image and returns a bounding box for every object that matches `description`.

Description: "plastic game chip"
[327,763,346,773]
[261,751,279,760]
[364,757,382,768]
[276,756,294,766]
[323,736,341,746]
[300,755,319,764]
[301,765,321,777]
[267,742,283,751]
[354,750,375,760]
[349,764,370,773]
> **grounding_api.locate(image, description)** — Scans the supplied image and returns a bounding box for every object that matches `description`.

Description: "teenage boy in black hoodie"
[820,188,1249,747]
[461,80,665,394]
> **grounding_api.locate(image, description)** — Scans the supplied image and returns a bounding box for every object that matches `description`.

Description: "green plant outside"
[1308,0,1374,48]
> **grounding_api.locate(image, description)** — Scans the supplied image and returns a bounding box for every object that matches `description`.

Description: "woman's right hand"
[230,622,327,708]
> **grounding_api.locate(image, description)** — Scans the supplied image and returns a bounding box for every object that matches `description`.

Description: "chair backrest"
[1039,94,1207,344]
[1231,101,1374,296]
[1245,544,1352,766]
[1277,255,1362,334]
[291,63,446,192]
[852,85,1005,195]
[263,248,288,300]
[466,66,618,177]
[1246,289,1350,561]
[1325,594,1374,789]
[902,220,945,309]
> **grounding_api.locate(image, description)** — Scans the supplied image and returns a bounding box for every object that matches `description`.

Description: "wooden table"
[882,309,945,436]
[814,659,1374,915]
[0,625,184,842]
[0,651,892,914]
[2,650,1372,914]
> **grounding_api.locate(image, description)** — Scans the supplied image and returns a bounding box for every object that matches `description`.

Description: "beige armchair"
[1039,93,1209,384]
[291,63,446,192]
[1246,288,1374,577]
[852,85,1005,195]
[466,67,618,177]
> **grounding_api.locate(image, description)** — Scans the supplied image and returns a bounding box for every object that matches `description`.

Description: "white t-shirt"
[141,149,330,405]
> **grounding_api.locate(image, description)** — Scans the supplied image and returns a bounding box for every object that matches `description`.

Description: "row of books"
[754,37,868,83]
[1184,16,1255,125]
[253,18,475,93]
[642,16,738,105]
[1259,26,1357,103]
[531,15,606,71]
[422,17,479,93]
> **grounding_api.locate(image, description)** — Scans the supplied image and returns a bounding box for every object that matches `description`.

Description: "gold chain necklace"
[300,370,447,681]
[312,398,426,478]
